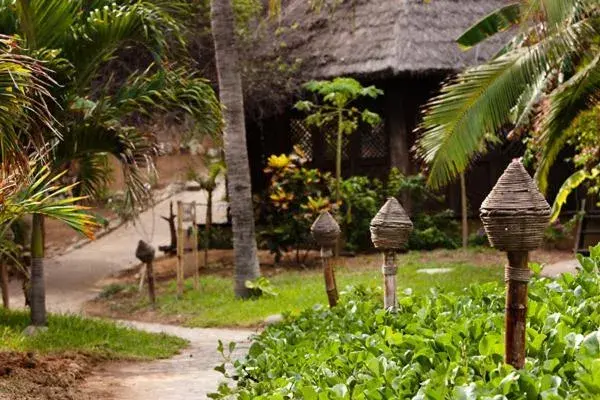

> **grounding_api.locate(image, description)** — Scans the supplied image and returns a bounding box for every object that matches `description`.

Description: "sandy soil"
[0,352,102,400]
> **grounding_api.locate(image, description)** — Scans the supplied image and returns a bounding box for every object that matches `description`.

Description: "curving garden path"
[7,183,255,399]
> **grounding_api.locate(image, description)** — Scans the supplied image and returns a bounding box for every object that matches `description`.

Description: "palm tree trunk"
[30,213,47,326]
[211,0,260,298]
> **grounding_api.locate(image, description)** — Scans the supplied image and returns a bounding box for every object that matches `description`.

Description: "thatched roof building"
[247,0,559,216]
[266,0,508,79]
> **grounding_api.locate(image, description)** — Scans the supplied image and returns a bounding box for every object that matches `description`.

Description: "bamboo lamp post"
[480,159,551,369]
[135,240,156,307]
[311,211,340,308]
[370,198,413,310]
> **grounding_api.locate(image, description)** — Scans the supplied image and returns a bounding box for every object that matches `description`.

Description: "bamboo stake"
[176,201,184,297]
[146,259,156,307]
[192,201,199,290]
[460,172,468,249]
[321,248,338,307]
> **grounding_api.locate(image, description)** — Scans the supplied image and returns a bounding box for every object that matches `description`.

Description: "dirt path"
[82,322,254,400]
[6,181,254,399]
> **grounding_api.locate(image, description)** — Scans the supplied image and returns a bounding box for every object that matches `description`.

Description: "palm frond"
[550,166,599,220]
[1,163,99,238]
[417,16,594,189]
[535,52,600,193]
[457,2,521,50]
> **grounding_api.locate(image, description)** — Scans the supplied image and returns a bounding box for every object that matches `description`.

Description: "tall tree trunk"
[210,0,260,298]
[30,213,47,326]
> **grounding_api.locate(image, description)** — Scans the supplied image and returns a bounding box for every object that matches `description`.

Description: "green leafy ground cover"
[95,250,504,327]
[0,310,187,360]
[212,247,600,399]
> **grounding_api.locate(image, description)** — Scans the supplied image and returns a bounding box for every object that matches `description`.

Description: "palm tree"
[0,36,97,315]
[0,0,221,325]
[417,0,600,217]
[211,0,260,298]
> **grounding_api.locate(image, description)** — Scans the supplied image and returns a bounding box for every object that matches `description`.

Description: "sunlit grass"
[103,250,505,328]
[0,309,187,360]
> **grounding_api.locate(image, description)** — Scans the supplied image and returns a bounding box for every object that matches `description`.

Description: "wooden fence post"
[311,211,340,308]
[370,198,413,311]
[136,240,156,307]
[480,159,550,369]
[176,201,184,297]
[192,201,199,290]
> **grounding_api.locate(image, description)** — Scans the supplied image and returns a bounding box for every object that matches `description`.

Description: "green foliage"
[259,148,333,263]
[295,77,382,202]
[385,169,460,251]
[417,0,600,195]
[549,105,600,218]
[0,308,186,359]
[244,277,278,298]
[212,245,600,399]
[198,225,233,250]
[336,176,380,251]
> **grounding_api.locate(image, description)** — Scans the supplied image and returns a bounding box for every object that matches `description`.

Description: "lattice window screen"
[290,120,313,161]
[360,122,386,159]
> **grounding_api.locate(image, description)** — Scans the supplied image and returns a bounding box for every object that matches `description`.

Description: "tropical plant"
[0,0,222,325]
[417,0,600,218]
[260,147,333,263]
[212,244,600,399]
[295,78,382,205]
[211,0,261,298]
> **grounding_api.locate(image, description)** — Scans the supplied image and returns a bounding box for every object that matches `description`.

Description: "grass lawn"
[0,309,187,360]
[91,248,513,328]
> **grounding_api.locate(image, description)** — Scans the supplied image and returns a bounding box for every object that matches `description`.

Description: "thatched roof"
[264,0,510,79]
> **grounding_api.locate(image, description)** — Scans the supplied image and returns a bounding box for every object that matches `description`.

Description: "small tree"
[295,78,383,206]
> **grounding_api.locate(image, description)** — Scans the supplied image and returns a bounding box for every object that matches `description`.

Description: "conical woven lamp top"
[311,211,340,248]
[480,159,551,216]
[480,159,551,251]
[370,197,413,250]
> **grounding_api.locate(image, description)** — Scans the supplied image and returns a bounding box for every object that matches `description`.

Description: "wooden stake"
[192,202,199,290]
[176,201,184,297]
[505,251,529,369]
[382,251,398,310]
[147,260,156,307]
[204,190,213,271]
[1,261,9,309]
[321,248,338,308]
[460,172,468,249]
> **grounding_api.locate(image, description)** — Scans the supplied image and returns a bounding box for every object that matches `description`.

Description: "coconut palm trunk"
[30,213,46,326]
[210,0,260,298]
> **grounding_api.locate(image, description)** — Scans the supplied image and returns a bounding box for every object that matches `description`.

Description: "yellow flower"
[267,154,291,169]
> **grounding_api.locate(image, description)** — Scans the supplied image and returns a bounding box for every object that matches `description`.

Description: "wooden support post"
[146,260,156,307]
[176,201,184,297]
[1,261,9,309]
[192,201,199,290]
[382,251,398,310]
[505,251,529,369]
[321,248,338,308]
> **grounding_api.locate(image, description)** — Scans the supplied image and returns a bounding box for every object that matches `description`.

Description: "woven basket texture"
[311,211,340,248]
[370,197,413,249]
[480,159,550,251]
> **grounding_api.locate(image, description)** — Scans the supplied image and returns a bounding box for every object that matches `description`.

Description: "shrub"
[258,147,333,263]
[212,245,600,399]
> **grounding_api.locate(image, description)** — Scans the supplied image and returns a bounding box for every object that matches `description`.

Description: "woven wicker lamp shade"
[370,197,413,250]
[480,159,551,252]
[311,211,340,248]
